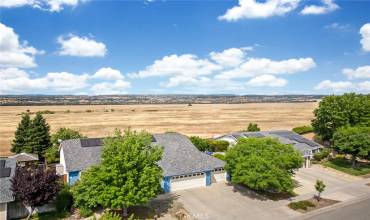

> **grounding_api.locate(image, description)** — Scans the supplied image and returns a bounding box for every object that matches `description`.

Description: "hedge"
[292,125,314,134]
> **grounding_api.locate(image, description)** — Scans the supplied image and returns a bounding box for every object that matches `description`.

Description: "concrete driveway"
[173,165,365,220]
[293,165,358,195]
[175,183,299,220]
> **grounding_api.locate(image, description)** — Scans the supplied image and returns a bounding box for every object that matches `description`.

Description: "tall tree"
[312,93,370,141]
[225,137,303,193]
[51,127,85,147]
[11,113,32,153]
[28,112,52,159]
[333,126,370,167]
[72,129,163,217]
[11,166,60,219]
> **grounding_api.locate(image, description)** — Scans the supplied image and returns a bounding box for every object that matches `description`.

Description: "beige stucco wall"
[0,202,7,220]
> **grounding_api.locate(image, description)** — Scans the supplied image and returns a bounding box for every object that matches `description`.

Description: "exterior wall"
[0,203,7,220]
[213,172,227,182]
[59,147,67,175]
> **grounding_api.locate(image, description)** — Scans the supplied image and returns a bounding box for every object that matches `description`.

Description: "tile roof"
[60,133,224,176]
[216,130,322,157]
[0,158,16,203]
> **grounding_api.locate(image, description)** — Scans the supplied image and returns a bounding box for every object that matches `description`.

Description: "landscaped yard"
[323,157,370,176]
[288,198,340,213]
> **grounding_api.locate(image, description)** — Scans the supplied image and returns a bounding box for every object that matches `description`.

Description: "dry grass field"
[0,102,317,156]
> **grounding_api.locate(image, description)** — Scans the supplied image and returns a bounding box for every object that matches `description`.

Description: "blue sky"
[0,0,369,95]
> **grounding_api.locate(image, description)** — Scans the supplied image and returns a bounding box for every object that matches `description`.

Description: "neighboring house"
[9,153,39,167]
[0,158,16,220]
[214,130,322,168]
[59,132,226,192]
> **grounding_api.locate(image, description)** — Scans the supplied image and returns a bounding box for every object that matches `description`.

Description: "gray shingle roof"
[10,153,39,162]
[60,133,225,176]
[154,133,225,176]
[216,130,322,156]
[0,158,16,203]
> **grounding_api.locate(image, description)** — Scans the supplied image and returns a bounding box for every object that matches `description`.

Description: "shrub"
[86,110,93,113]
[190,136,209,152]
[55,186,73,213]
[79,207,93,218]
[100,211,122,220]
[313,148,330,161]
[288,200,315,210]
[38,110,55,114]
[208,140,229,152]
[45,146,59,164]
[292,125,314,134]
[245,123,260,132]
[213,153,225,161]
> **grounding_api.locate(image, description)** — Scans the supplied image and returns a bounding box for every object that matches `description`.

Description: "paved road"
[302,197,370,220]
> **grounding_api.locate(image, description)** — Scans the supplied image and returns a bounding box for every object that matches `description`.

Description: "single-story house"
[9,153,38,167]
[0,158,16,220]
[59,132,226,192]
[214,130,323,168]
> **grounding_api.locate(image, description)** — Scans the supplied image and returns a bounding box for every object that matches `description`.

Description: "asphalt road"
[303,197,370,220]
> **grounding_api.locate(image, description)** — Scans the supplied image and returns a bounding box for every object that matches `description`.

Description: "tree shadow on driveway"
[229,183,296,201]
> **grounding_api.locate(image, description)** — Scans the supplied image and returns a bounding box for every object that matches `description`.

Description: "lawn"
[323,157,370,176]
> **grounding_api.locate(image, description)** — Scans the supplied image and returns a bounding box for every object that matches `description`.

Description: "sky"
[0,0,370,95]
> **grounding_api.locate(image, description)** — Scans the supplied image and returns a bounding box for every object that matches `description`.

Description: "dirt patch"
[366,183,370,187]
[289,198,340,213]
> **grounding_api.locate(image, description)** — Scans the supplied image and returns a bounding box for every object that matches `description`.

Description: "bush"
[288,200,315,210]
[55,186,73,213]
[38,110,55,114]
[190,136,209,152]
[208,140,229,152]
[100,211,122,220]
[245,123,260,132]
[292,125,314,134]
[213,153,225,161]
[313,148,330,161]
[79,207,93,218]
[86,110,93,113]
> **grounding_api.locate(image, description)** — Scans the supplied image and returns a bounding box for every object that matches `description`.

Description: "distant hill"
[0,95,324,106]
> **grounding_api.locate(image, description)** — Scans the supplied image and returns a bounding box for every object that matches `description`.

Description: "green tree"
[11,113,32,153]
[28,112,52,159]
[71,129,163,217]
[333,126,370,167]
[246,123,261,132]
[312,93,370,141]
[51,127,85,147]
[314,180,326,201]
[225,137,303,193]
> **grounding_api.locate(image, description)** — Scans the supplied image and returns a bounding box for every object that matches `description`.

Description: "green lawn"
[323,157,370,176]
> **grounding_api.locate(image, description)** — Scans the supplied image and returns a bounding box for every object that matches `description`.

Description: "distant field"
[0,103,317,156]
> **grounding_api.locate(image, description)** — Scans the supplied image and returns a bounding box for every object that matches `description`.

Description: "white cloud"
[246,74,287,87]
[0,22,43,68]
[301,0,339,15]
[90,80,131,95]
[314,80,353,91]
[342,65,370,79]
[358,81,370,91]
[360,23,370,52]
[163,76,210,88]
[209,47,249,67]
[92,67,124,80]
[129,54,220,78]
[0,68,89,93]
[0,0,84,12]
[324,22,351,31]
[57,34,107,57]
[216,57,316,79]
[218,0,300,21]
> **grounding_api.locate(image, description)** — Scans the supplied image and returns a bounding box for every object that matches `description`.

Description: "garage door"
[213,168,226,182]
[170,173,205,191]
